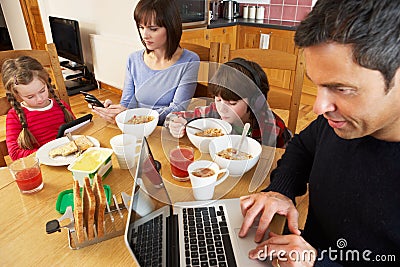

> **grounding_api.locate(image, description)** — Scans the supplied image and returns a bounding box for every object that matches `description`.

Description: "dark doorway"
[0,4,13,51]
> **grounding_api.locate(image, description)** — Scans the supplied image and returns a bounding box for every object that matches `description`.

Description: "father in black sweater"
[239,0,400,266]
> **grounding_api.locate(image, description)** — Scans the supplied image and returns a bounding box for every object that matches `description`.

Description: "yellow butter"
[71,150,107,171]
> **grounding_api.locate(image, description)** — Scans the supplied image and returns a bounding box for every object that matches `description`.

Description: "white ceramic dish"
[186,118,232,153]
[115,108,159,139]
[36,135,100,166]
[209,135,262,177]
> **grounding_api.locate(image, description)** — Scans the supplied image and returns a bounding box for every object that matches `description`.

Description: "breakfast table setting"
[0,108,286,266]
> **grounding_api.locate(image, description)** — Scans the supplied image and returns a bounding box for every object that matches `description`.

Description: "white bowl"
[186,118,232,153]
[209,135,262,177]
[115,108,159,138]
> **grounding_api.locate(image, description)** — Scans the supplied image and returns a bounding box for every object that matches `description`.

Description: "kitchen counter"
[208,18,299,31]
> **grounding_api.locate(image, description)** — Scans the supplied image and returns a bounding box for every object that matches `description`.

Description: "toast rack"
[46,192,131,249]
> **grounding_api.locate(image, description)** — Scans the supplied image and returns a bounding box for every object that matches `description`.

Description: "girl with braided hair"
[2,56,75,160]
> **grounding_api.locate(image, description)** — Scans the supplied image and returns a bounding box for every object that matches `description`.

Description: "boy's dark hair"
[209,58,270,126]
[210,58,270,102]
[134,0,182,60]
[295,0,400,91]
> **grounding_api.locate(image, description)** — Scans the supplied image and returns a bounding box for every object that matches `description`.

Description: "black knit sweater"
[264,116,400,266]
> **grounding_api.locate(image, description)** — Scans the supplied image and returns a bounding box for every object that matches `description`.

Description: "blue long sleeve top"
[120,49,200,125]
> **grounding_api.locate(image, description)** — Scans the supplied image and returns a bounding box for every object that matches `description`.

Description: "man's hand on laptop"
[239,192,301,243]
[248,232,316,267]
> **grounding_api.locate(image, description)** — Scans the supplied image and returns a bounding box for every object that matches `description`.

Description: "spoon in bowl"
[185,124,203,132]
[186,124,217,137]
[234,123,250,158]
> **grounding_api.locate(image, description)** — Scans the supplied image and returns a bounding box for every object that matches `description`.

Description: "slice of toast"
[73,180,85,243]
[83,177,96,240]
[49,140,78,158]
[92,175,106,238]
[74,136,94,151]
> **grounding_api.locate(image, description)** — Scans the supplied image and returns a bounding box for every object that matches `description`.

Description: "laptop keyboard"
[130,214,163,267]
[183,205,237,267]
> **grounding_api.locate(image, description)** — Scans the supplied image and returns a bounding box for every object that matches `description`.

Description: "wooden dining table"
[0,116,285,266]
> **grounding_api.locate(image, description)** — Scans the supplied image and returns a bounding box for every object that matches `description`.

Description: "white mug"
[188,160,229,201]
[110,134,140,169]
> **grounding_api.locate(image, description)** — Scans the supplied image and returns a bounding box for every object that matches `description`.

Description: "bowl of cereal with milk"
[116,108,159,138]
[209,135,261,177]
[186,118,232,153]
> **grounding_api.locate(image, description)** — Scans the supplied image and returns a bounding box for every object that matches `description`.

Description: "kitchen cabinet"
[181,27,236,98]
[236,26,296,53]
[182,24,317,105]
[207,26,237,49]
[181,26,236,97]
[181,28,208,46]
[181,26,237,50]
[236,25,316,105]
[237,26,296,92]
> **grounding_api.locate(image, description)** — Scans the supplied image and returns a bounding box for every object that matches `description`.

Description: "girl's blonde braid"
[47,81,74,123]
[5,91,39,149]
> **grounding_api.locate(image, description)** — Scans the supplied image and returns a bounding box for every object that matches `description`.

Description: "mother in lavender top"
[93,0,199,125]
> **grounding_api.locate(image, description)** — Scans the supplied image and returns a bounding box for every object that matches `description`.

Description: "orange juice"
[169,147,194,181]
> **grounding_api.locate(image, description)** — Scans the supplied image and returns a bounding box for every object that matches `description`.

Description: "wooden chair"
[0,43,69,105]
[180,42,220,98]
[220,43,305,134]
[0,43,68,166]
[0,96,9,167]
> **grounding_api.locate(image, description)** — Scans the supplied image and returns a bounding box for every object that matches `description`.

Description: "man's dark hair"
[295,0,400,91]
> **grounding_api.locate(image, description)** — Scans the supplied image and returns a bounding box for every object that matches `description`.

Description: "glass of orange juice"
[9,156,44,194]
[169,146,194,181]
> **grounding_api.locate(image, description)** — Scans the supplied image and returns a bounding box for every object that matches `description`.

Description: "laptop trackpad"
[233,228,273,266]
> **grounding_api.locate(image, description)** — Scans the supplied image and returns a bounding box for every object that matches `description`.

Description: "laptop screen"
[125,137,173,265]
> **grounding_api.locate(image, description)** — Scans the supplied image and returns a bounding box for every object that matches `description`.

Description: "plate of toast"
[36,135,100,166]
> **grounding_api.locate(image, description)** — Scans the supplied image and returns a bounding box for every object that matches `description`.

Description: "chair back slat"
[180,42,221,98]
[0,43,69,106]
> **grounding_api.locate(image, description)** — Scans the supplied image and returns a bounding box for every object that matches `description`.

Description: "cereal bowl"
[186,118,232,153]
[115,108,159,138]
[209,135,261,177]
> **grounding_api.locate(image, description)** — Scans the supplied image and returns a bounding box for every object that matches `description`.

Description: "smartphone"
[80,91,105,108]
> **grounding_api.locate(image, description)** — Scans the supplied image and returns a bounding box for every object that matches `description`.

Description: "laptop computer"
[124,138,272,267]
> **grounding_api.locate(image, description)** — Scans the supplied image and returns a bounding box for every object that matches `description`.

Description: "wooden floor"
[69,88,122,119]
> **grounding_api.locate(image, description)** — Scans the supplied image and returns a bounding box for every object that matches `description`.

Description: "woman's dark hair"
[295,0,400,91]
[134,0,182,60]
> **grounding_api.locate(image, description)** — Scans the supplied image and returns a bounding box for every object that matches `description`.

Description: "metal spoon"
[234,123,250,158]
[185,124,203,132]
